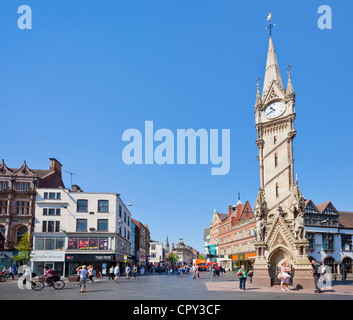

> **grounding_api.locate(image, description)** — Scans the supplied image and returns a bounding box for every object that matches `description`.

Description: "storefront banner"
[32,251,65,262]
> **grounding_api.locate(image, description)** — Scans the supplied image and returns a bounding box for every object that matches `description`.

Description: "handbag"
[278,272,284,280]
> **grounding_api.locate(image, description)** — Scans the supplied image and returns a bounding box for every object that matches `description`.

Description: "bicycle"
[31,276,65,291]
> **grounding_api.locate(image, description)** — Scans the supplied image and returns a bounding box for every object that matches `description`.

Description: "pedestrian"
[125,264,131,279]
[247,266,254,283]
[191,264,196,279]
[132,265,138,280]
[237,264,247,290]
[280,261,291,291]
[88,265,94,284]
[96,267,102,278]
[77,265,88,293]
[311,259,323,293]
[114,265,120,283]
[108,266,115,280]
[7,266,14,280]
[196,266,200,279]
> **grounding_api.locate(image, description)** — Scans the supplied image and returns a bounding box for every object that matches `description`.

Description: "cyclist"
[41,266,57,286]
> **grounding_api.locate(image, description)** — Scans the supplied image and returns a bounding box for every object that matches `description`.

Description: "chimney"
[49,158,62,177]
[72,184,81,192]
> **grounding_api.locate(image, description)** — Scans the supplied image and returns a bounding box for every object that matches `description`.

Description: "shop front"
[65,253,116,277]
[0,251,18,270]
[232,252,256,271]
[31,250,65,277]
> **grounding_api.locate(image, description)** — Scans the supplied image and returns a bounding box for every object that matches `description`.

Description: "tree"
[197,254,204,259]
[14,232,33,265]
[167,253,179,265]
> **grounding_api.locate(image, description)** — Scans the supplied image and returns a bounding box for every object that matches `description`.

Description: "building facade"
[209,200,256,270]
[171,238,194,265]
[149,240,164,265]
[31,185,132,276]
[304,200,353,279]
[0,158,64,269]
[132,218,150,267]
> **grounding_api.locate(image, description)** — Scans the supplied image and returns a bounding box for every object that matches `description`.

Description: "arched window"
[16,226,28,244]
[342,257,352,274]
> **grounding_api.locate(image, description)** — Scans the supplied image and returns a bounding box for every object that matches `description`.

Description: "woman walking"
[237,264,248,290]
[88,265,94,284]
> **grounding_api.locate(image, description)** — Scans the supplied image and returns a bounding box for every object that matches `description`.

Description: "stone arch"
[268,246,293,268]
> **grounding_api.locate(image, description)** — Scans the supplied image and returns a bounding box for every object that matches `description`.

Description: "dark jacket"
[312,262,322,275]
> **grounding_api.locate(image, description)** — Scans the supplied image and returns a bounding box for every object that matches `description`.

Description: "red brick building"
[210,200,256,270]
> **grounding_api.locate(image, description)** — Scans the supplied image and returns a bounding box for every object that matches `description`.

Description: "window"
[323,234,335,251]
[68,237,108,250]
[97,219,108,231]
[16,201,30,215]
[98,200,109,212]
[49,193,56,199]
[274,135,277,144]
[44,193,48,199]
[16,226,27,244]
[275,183,279,198]
[56,193,61,199]
[306,233,315,251]
[119,205,122,217]
[342,235,352,251]
[0,182,9,190]
[124,227,126,238]
[118,224,121,235]
[127,216,130,226]
[76,219,87,231]
[48,208,56,216]
[274,153,278,168]
[124,212,126,223]
[0,201,8,215]
[34,236,65,250]
[77,200,88,212]
[42,221,60,233]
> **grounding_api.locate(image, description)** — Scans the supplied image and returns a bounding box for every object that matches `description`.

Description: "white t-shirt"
[114,266,120,275]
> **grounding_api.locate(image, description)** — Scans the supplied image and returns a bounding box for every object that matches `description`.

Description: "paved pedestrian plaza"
[0,271,352,301]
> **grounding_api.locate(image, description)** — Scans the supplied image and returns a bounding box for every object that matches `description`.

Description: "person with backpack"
[237,264,248,290]
[41,266,58,286]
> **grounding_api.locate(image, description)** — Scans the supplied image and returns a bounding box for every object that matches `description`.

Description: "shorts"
[281,277,290,284]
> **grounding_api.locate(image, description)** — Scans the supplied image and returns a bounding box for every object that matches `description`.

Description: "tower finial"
[266,12,275,37]
[287,65,292,78]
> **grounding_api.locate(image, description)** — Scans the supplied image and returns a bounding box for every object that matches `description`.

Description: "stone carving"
[254,187,268,220]
[294,212,306,240]
[255,216,265,242]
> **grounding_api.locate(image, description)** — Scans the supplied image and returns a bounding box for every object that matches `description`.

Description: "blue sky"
[1,0,352,253]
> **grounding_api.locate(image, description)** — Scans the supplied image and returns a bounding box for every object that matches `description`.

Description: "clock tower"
[252,24,314,288]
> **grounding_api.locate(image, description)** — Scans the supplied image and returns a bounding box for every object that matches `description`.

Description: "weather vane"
[266,12,275,37]
[256,77,260,89]
[287,65,292,76]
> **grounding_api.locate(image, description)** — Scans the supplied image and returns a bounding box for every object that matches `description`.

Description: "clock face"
[264,102,285,119]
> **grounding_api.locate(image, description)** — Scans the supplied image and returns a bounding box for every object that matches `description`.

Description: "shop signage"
[65,254,115,262]
[32,251,65,262]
